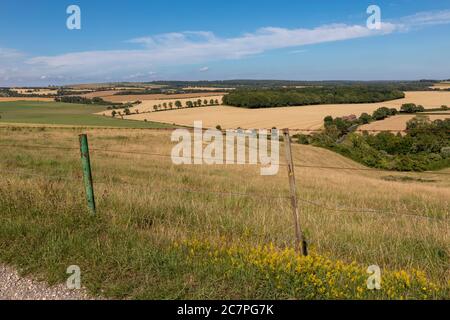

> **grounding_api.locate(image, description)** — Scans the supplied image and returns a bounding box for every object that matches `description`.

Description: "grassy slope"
[0,101,172,128]
[0,127,448,299]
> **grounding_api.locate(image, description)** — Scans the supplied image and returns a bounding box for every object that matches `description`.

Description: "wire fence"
[1,124,449,133]
[1,141,448,223]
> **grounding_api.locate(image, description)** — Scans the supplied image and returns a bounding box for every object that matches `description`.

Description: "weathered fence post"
[79,134,96,215]
[282,129,307,256]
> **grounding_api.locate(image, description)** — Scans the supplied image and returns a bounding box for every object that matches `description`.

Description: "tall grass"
[0,126,448,299]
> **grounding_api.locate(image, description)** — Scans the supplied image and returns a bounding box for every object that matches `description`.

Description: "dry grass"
[122,91,450,130]
[0,127,448,287]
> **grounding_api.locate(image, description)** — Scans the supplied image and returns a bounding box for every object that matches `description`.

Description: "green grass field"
[0,101,172,128]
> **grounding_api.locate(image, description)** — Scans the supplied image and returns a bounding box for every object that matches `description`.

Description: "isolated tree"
[214,99,219,105]
[169,102,173,109]
[153,105,158,111]
[186,101,193,108]
[175,100,182,108]
[193,101,198,107]
[111,110,117,117]
[163,103,168,109]
[210,99,214,105]
[197,99,202,106]
[204,99,208,106]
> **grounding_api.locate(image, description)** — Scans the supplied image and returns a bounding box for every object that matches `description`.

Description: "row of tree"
[54,96,115,105]
[152,99,220,111]
[223,87,405,108]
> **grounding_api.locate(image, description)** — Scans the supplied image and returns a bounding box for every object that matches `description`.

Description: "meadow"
[0,101,172,129]
[0,126,448,299]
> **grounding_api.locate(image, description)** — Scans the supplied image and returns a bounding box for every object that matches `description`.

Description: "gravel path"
[0,264,94,300]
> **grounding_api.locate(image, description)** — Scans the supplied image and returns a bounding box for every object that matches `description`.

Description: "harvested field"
[123,91,450,130]
[431,82,450,90]
[359,113,450,132]
[86,92,226,103]
[0,97,54,102]
[67,83,166,90]
[11,88,58,96]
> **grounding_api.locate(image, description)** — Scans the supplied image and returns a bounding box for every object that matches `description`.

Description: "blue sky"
[1,0,450,85]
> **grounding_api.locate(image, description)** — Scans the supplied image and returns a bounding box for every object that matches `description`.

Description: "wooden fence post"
[79,134,96,215]
[282,129,307,256]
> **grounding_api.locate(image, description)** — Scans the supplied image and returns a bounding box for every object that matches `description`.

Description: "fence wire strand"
[2,143,450,176]
[0,167,447,222]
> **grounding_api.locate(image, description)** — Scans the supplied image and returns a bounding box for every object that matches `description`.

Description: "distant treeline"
[54,96,119,105]
[222,87,405,108]
[152,80,438,90]
[114,88,228,96]
[56,89,94,96]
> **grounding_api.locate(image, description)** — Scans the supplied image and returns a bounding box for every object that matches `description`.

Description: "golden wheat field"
[10,88,58,96]
[431,82,450,90]
[0,97,54,102]
[84,91,226,103]
[359,113,450,131]
[122,91,450,130]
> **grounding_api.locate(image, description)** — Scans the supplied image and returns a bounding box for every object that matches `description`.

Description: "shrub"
[400,104,425,114]
[359,113,372,124]
[372,107,390,120]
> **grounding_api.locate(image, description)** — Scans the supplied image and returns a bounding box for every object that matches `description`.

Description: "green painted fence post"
[79,134,96,215]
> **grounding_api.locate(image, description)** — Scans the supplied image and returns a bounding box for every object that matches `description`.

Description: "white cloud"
[0,48,24,60]
[399,9,450,28]
[199,66,209,72]
[25,23,396,76]
[289,49,308,54]
[1,9,449,85]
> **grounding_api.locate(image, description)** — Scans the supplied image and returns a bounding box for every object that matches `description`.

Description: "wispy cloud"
[25,23,396,75]
[1,9,450,85]
[199,66,210,72]
[399,10,450,28]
